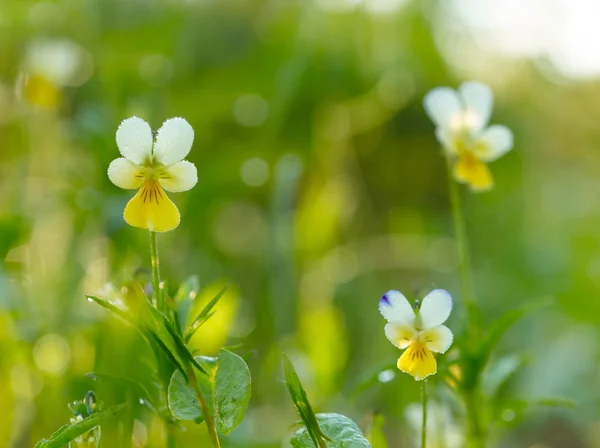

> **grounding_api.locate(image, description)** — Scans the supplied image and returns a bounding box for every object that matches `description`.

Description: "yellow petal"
[453,152,493,192]
[397,342,437,381]
[24,74,61,108]
[123,181,180,232]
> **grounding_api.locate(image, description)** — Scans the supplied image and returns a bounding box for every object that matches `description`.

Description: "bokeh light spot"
[33,334,71,374]
[240,157,269,187]
[233,94,269,127]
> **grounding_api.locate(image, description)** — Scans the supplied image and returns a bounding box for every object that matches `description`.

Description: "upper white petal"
[435,128,457,154]
[153,117,194,166]
[159,160,198,192]
[421,325,453,353]
[379,290,415,324]
[423,87,462,130]
[458,81,493,131]
[418,289,452,328]
[475,125,514,162]
[385,322,416,349]
[107,158,145,189]
[116,117,153,165]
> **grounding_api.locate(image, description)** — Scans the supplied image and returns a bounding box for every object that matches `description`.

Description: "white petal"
[379,290,415,324]
[475,125,514,162]
[116,117,153,165]
[421,325,453,353]
[418,289,452,328]
[458,81,493,130]
[159,160,198,192]
[423,87,462,130]
[107,158,146,189]
[153,117,194,166]
[384,322,416,349]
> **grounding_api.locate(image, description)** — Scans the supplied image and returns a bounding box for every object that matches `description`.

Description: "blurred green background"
[1,0,600,446]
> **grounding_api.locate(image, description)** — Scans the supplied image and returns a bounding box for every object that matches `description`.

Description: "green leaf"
[185,285,228,343]
[168,357,217,422]
[283,354,331,446]
[34,403,126,448]
[86,295,149,341]
[291,413,371,448]
[213,349,252,435]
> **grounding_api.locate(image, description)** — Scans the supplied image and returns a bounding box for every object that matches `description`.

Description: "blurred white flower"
[107,117,197,232]
[405,401,463,448]
[423,81,514,192]
[379,289,453,381]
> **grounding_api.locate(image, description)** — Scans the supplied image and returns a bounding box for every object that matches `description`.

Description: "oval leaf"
[213,349,251,435]
[291,413,371,448]
[168,357,216,422]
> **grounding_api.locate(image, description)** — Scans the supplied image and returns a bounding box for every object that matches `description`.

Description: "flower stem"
[189,368,221,448]
[166,425,176,448]
[421,380,428,448]
[446,158,476,329]
[149,231,162,311]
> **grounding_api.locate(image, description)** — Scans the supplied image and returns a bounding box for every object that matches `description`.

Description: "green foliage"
[283,354,331,446]
[168,350,251,436]
[213,349,252,434]
[34,403,126,448]
[185,285,228,343]
[291,414,371,448]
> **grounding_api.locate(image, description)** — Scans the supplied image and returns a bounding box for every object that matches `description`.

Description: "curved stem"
[149,231,162,311]
[421,380,428,448]
[189,369,221,448]
[166,425,176,448]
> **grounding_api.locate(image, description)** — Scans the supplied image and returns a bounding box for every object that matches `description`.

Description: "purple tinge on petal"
[380,293,391,306]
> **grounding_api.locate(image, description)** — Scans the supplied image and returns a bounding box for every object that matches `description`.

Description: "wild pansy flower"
[423,81,513,192]
[108,116,197,232]
[379,289,453,381]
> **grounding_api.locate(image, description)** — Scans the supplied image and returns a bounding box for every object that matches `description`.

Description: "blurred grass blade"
[365,414,388,448]
[34,403,126,448]
[185,285,228,343]
[214,349,251,435]
[282,353,331,446]
[291,413,371,448]
[481,299,552,362]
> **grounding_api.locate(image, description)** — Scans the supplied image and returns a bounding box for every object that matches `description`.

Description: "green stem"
[446,158,476,329]
[421,380,428,448]
[166,424,176,448]
[464,390,485,448]
[150,231,162,311]
[189,368,221,448]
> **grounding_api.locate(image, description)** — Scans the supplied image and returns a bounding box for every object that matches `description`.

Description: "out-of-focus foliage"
[0,0,599,446]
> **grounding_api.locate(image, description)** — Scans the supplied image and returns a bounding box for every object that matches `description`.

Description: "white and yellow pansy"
[108,116,197,232]
[423,81,513,192]
[379,289,453,381]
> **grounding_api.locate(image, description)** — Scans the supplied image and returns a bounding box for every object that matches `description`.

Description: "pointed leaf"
[213,349,251,434]
[185,285,228,342]
[283,354,331,446]
[291,413,371,448]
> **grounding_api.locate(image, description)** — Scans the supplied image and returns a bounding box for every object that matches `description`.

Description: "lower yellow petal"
[123,181,180,232]
[397,342,437,381]
[454,152,493,192]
